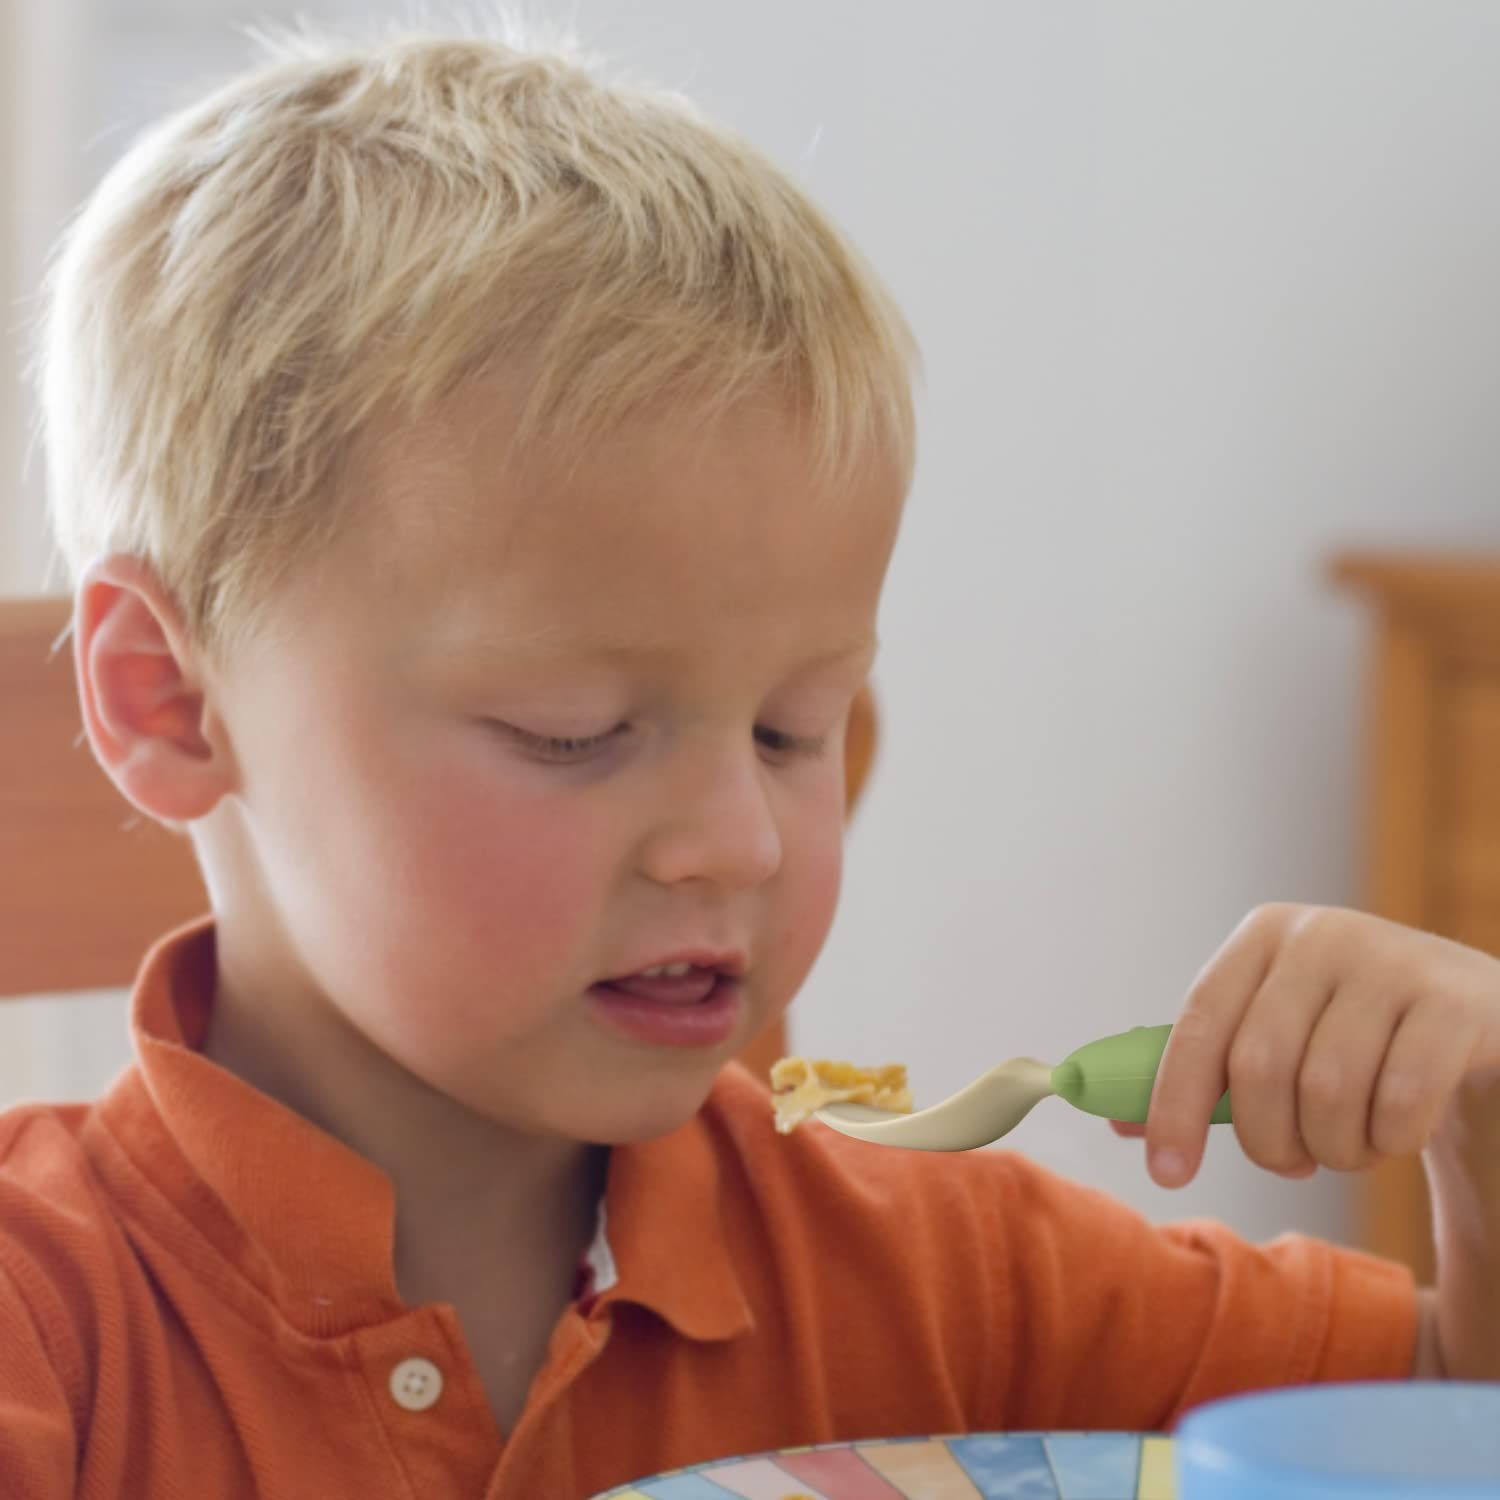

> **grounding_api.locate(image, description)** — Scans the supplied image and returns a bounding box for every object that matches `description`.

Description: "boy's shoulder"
[0,1094,131,1291]
[0,1096,110,1239]
[0,1095,135,1405]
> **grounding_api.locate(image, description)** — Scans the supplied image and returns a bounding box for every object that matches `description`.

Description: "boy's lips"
[600,969,722,1005]
[587,957,746,1048]
[604,949,748,984]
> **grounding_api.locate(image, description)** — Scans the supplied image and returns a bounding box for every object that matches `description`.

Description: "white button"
[389,1356,444,1412]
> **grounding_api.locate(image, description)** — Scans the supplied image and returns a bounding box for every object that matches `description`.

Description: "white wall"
[8,0,1500,1244]
[1,0,88,600]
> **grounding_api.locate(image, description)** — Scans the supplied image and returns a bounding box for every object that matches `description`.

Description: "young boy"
[5,20,1497,1499]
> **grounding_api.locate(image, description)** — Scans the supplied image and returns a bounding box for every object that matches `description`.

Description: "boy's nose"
[636,747,784,891]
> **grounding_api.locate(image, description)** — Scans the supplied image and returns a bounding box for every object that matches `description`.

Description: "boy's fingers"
[1147,908,1280,1187]
[1296,984,1404,1172]
[1224,962,1326,1176]
[1146,1008,1239,1186]
[1109,1120,1147,1138]
[1368,1004,1481,1159]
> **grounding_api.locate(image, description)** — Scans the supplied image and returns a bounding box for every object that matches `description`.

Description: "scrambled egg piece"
[769,1057,912,1134]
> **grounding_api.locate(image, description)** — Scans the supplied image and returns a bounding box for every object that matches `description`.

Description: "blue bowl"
[1177,1382,1500,1498]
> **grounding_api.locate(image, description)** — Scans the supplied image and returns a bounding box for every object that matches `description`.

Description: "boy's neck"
[199,954,610,1306]
[389,1135,610,1322]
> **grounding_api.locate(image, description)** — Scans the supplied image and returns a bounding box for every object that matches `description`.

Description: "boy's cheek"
[351,755,605,988]
[426,794,602,956]
[767,820,844,999]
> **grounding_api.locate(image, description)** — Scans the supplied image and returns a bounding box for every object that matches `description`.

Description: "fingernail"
[1150,1147,1188,1185]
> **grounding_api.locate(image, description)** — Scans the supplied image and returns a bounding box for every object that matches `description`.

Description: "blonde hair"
[33,18,918,667]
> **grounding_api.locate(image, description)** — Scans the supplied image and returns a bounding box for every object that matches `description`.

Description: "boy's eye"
[501,723,626,763]
[495,721,828,763]
[755,725,829,759]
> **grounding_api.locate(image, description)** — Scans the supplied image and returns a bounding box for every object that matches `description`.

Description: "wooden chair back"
[0,594,878,1079]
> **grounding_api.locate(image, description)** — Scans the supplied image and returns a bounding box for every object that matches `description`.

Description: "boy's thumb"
[1109,1120,1148,1138]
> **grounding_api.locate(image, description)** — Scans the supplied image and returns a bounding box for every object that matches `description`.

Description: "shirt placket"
[352,1305,502,1497]
[485,1305,615,1499]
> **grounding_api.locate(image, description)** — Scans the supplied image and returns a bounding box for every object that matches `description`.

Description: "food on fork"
[769,1057,912,1134]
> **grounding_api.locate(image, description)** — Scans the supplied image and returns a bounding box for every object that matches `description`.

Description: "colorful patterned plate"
[591,1432,1175,1499]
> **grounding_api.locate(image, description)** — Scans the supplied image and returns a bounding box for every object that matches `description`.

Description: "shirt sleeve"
[0,1256,79,1499]
[973,1151,1420,1431]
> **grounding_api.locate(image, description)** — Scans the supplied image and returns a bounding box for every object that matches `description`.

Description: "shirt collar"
[94,915,751,1343]
[595,1089,754,1342]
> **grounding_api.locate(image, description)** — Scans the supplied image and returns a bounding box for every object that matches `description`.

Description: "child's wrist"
[1425,1090,1500,1250]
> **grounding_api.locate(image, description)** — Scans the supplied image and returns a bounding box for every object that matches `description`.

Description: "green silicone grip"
[1050,1023,1233,1124]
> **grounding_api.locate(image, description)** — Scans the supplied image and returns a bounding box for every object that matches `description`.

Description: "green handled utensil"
[1052,1023,1234,1125]
[816,1023,1233,1151]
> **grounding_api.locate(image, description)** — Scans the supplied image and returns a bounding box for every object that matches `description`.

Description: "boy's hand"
[1127,904,1500,1189]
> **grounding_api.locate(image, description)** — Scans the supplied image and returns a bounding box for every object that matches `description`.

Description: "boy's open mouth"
[592,966,724,1006]
[586,961,746,1047]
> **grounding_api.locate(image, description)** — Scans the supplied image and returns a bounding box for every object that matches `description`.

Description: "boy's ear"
[72,554,235,826]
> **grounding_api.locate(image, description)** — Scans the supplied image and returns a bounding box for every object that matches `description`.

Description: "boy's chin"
[570,1073,723,1146]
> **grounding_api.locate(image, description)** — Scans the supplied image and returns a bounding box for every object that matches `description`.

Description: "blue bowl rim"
[1177,1381,1500,1486]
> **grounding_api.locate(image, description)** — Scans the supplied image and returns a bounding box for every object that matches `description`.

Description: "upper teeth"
[642,962,694,977]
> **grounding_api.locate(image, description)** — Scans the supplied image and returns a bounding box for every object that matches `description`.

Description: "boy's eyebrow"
[436,629,879,671]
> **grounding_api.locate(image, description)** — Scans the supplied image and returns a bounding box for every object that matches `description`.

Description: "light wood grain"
[1329,551,1500,1282]
[1,593,879,1083]
[1331,551,1500,617]
[0,596,206,997]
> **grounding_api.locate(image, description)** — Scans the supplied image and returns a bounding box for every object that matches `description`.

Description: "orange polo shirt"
[0,917,1417,1498]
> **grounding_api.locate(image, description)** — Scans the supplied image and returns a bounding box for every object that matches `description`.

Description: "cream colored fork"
[816,1024,1233,1151]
